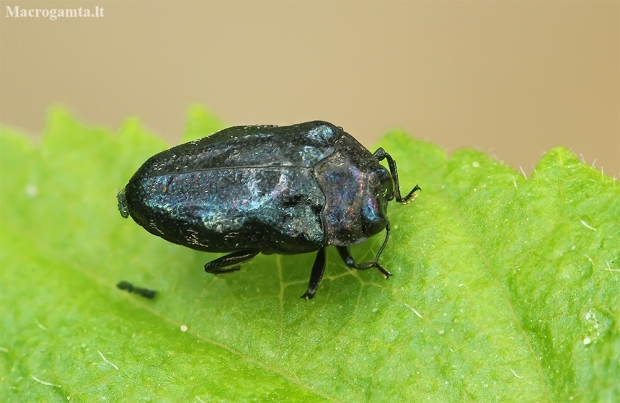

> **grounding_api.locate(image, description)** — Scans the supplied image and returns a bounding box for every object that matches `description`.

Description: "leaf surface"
[1,107,618,402]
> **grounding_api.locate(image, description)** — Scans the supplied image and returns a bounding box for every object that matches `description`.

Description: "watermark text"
[5,6,104,20]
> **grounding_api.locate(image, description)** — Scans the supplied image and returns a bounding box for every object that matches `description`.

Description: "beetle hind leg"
[301,247,327,300]
[204,250,260,274]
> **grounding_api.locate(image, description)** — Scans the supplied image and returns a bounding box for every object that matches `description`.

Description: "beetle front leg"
[336,246,392,279]
[336,222,393,279]
[204,250,260,274]
[301,247,327,300]
[373,147,421,203]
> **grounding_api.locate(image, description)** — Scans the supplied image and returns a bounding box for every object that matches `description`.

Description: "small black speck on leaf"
[116,281,157,299]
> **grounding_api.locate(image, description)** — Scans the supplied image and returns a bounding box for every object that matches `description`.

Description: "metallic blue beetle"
[117,121,419,299]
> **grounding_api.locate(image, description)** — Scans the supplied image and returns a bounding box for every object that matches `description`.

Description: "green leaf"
[1,107,618,402]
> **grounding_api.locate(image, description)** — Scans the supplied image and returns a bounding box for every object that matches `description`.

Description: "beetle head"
[359,166,393,238]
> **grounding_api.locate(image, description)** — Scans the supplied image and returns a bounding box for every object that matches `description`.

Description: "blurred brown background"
[1,1,618,175]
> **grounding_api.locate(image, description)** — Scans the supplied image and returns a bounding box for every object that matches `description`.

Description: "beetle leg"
[336,222,393,279]
[204,250,260,274]
[337,245,392,278]
[373,147,421,203]
[301,247,327,300]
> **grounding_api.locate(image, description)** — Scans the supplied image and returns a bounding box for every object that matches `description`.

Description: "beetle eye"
[363,218,386,237]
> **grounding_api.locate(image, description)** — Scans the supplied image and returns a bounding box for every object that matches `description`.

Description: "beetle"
[117,121,419,299]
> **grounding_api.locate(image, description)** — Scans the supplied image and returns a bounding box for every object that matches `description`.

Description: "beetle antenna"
[373,148,421,203]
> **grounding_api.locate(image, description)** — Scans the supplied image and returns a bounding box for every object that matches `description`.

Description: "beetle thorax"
[314,148,393,247]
